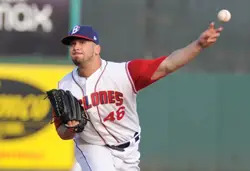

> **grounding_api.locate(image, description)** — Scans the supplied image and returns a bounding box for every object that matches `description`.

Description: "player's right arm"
[128,23,223,92]
[151,22,223,80]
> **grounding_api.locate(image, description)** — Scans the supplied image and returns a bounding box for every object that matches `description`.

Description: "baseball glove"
[46,89,88,133]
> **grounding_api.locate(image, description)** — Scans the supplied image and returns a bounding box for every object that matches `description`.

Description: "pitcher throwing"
[49,23,223,171]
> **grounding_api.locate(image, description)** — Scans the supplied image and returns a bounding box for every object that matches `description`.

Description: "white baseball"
[217,9,231,22]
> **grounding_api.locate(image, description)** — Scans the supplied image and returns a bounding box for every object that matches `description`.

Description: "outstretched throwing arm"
[151,22,223,80]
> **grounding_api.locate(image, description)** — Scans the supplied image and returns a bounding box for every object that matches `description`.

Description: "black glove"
[46,89,88,133]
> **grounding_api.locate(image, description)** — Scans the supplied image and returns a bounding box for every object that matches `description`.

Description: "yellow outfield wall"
[0,63,75,170]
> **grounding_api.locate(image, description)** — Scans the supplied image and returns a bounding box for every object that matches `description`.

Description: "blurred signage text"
[0,0,69,57]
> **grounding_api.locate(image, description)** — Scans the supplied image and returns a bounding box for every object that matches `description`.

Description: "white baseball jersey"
[56,57,167,171]
[58,59,139,146]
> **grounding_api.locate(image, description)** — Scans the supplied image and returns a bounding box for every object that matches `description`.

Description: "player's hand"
[66,120,80,127]
[197,22,223,48]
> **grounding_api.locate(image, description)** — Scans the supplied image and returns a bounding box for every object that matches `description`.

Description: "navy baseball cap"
[61,25,99,45]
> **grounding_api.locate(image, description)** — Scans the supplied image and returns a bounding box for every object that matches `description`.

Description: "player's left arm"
[53,81,77,140]
[53,109,76,140]
[151,22,223,80]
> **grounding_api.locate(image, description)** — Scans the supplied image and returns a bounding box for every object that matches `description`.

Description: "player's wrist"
[65,126,76,133]
[57,124,76,140]
[196,39,205,50]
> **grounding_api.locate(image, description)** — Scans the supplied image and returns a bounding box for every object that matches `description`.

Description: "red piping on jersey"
[71,71,108,145]
[74,139,92,171]
[125,62,137,94]
[71,71,84,95]
[94,61,120,143]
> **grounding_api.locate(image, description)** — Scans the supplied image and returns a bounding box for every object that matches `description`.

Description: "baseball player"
[53,23,223,171]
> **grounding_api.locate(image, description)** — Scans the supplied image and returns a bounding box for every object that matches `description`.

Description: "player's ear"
[95,45,101,55]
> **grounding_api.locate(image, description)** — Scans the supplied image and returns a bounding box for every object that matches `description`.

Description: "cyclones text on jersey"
[80,90,123,110]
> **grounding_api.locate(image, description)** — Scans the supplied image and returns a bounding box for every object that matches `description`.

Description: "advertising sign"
[0,0,69,57]
[0,63,75,170]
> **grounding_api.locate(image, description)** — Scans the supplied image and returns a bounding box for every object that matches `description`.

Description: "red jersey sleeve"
[127,56,167,91]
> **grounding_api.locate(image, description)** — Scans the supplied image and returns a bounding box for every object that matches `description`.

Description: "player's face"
[69,38,100,66]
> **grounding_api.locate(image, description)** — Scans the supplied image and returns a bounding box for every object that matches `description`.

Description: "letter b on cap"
[71,25,80,34]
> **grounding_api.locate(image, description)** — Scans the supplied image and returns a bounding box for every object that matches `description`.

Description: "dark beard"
[72,59,80,66]
[72,54,95,66]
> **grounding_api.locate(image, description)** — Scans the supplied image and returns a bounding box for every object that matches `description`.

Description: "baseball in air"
[217,9,231,22]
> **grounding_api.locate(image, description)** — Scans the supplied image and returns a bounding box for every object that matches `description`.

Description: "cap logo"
[71,25,80,34]
[93,36,97,41]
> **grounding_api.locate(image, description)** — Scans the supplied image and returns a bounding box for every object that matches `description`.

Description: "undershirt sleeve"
[127,56,167,91]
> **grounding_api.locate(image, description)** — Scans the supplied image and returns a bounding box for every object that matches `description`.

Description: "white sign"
[0,2,53,32]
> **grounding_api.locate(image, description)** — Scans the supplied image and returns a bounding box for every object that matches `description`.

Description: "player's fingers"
[72,120,79,126]
[216,26,223,33]
[68,120,78,127]
[66,120,79,127]
[204,27,216,36]
[207,37,218,44]
[210,32,221,38]
[200,32,210,40]
[206,28,221,38]
[208,22,215,30]
[67,121,73,127]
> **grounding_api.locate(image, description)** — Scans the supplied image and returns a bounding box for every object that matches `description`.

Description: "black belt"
[107,132,139,151]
